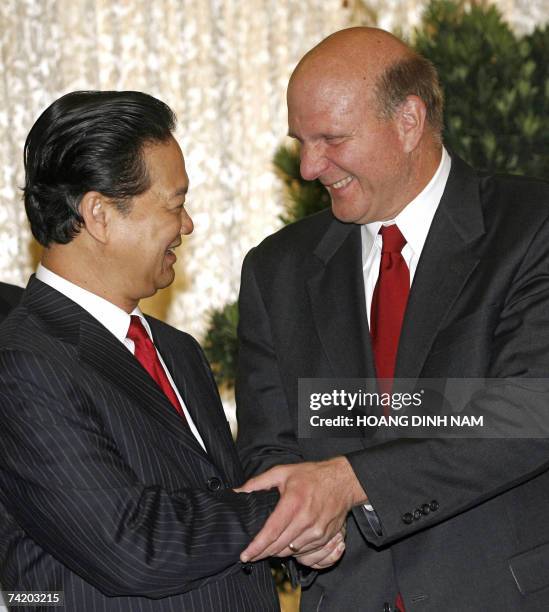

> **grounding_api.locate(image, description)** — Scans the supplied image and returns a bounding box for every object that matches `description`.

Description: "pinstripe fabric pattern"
[0,277,279,611]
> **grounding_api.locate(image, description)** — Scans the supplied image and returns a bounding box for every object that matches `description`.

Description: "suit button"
[207,477,222,491]
[421,503,431,515]
[413,509,422,521]
[242,562,254,575]
[430,500,439,511]
[402,512,414,525]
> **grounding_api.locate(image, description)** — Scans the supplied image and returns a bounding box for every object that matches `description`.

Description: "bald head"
[289,27,443,137]
[291,27,411,91]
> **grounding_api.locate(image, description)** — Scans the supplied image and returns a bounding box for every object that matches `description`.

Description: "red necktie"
[371,226,408,611]
[370,224,410,382]
[127,315,186,422]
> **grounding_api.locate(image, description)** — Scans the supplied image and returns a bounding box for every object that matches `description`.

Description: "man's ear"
[396,95,427,153]
[79,191,110,243]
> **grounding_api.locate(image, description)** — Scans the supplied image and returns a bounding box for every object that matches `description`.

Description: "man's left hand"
[236,456,367,562]
[294,525,346,569]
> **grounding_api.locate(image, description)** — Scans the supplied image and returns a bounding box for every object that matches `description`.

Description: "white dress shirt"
[36,264,207,451]
[361,147,452,325]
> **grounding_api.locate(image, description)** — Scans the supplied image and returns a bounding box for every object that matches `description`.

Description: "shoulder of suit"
[0,282,24,306]
[249,208,336,258]
[477,172,549,230]
[0,282,24,323]
[479,172,549,204]
[0,304,76,390]
[0,302,60,355]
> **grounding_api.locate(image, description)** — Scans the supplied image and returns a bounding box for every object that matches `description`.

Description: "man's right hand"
[236,457,366,562]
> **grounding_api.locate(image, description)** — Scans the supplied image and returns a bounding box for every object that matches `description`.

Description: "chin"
[156,270,176,291]
[331,203,369,225]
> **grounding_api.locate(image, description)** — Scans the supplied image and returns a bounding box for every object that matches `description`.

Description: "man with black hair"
[0,90,303,611]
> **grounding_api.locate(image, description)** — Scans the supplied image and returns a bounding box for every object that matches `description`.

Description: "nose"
[180,208,194,235]
[299,142,329,181]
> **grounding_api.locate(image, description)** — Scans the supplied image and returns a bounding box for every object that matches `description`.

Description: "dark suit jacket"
[0,277,279,611]
[0,282,23,323]
[236,154,549,611]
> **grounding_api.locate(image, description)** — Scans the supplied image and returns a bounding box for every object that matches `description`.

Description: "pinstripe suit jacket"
[0,277,279,611]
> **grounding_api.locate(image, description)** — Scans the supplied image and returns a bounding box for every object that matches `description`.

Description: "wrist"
[329,456,368,507]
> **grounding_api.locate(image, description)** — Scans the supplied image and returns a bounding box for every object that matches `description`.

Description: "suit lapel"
[78,317,209,461]
[396,155,485,379]
[150,320,238,482]
[307,220,376,379]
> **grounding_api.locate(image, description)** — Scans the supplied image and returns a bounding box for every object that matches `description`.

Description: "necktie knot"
[127,315,150,344]
[380,224,406,254]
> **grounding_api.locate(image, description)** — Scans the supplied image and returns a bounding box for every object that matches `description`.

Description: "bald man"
[235,27,549,611]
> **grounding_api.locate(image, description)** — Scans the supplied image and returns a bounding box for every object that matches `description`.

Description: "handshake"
[236,456,368,570]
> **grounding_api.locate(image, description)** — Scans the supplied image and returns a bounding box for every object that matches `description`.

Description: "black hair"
[23,90,177,246]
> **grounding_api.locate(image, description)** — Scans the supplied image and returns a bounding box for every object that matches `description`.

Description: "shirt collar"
[36,263,146,344]
[361,147,452,256]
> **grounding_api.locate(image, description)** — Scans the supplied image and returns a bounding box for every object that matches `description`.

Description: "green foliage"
[522,23,549,178]
[414,0,548,178]
[202,301,239,388]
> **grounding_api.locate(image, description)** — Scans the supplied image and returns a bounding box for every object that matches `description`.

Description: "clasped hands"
[235,456,368,569]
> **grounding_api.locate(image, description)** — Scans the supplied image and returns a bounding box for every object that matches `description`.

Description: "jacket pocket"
[509,541,549,595]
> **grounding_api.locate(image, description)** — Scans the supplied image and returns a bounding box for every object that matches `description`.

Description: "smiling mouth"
[332,176,353,189]
[166,241,181,257]
[327,176,354,190]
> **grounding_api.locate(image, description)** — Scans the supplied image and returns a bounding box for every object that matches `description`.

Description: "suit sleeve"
[0,349,278,598]
[236,248,304,477]
[236,249,317,587]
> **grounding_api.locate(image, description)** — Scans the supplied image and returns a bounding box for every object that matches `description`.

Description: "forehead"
[289,67,361,105]
[287,72,372,134]
[142,137,188,187]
